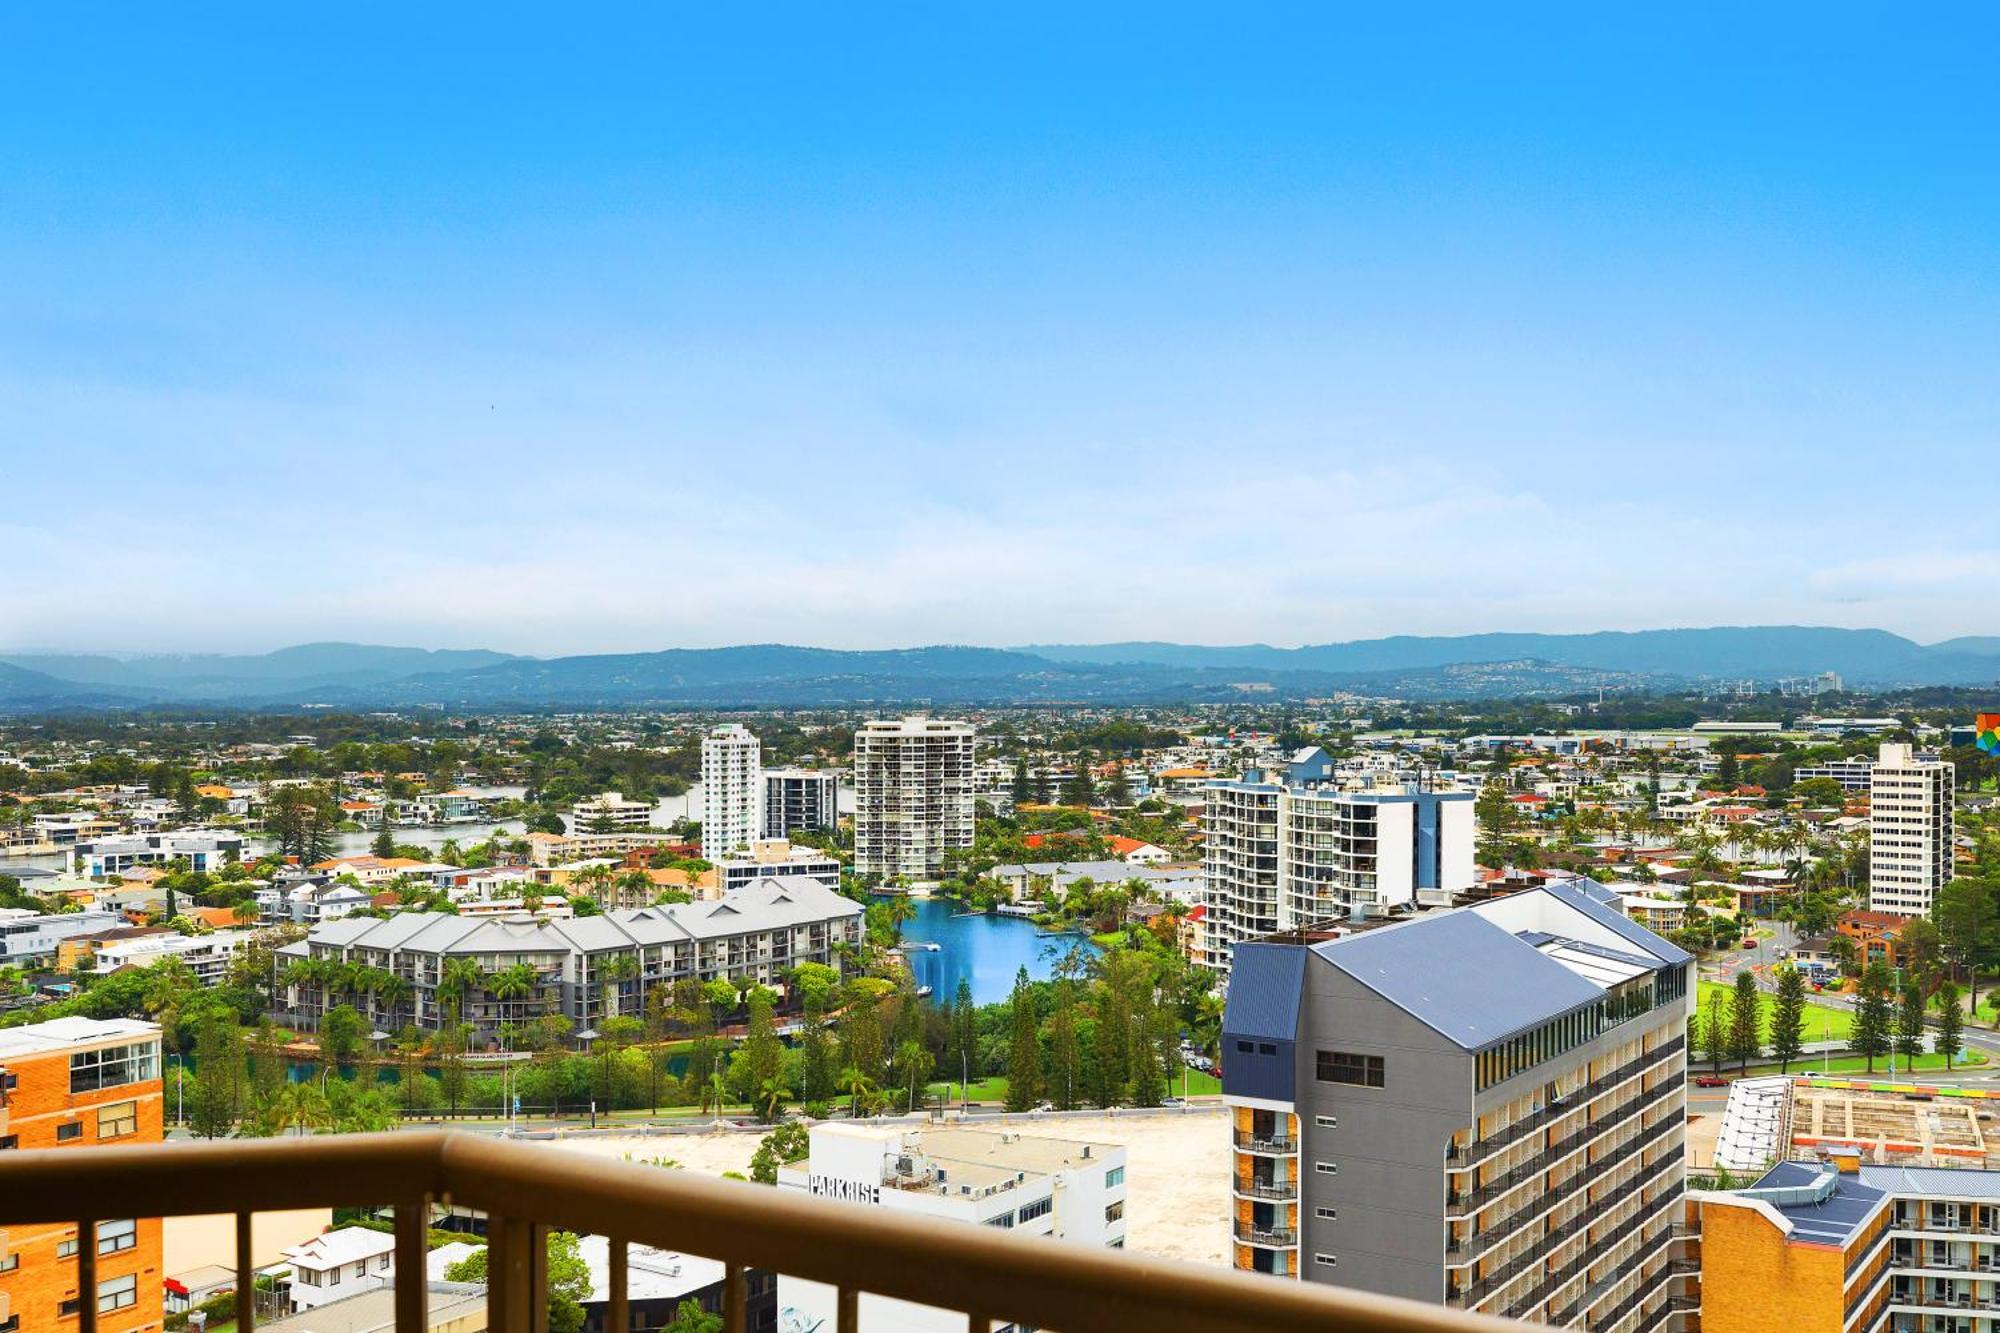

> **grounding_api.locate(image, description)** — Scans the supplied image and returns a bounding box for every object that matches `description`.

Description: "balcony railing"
[0,1132,1536,1333]
[1236,1130,1299,1154]
[1237,1179,1300,1202]
[1237,1224,1300,1248]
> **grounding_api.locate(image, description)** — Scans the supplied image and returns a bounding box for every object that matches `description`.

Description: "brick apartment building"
[0,1017,166,1333]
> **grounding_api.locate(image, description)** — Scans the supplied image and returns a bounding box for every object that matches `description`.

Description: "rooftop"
[0,1015,160,1060]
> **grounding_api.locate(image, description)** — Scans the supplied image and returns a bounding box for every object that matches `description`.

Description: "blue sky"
[3,5,1996,654]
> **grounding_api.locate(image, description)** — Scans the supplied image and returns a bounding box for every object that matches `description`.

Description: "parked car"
[1694,1074,1727,1088]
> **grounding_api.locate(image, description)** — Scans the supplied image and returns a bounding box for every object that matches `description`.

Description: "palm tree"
[440,957,482,1027]
[758,1074,789,1122]
[272,1080,333,1137]
[375,973,412,1029]
[598,953,640,1022]
[839,1065,875,1120]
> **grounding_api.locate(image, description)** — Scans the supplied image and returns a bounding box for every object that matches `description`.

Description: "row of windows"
[70,1042,159,1093]
[1018,1196,1053,1224]
[1473,965,1686,1091]
[58,1275,137,1318]
[57,1219,138,1258]
[1316,1051,1385,1088]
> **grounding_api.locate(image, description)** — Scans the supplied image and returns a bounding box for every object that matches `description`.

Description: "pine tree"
[1769,966,1807,1073]
[1895,984,1927,1068]
[1937,982,1965,1068]
[1005,967,1042,1111]
[1701,987,1729,1072]
[1048,968,1080,1111]
[1853,963,1894,1073]
[1009,762,1033,812]
[1728,971,1762,1072]
[189,1014,244,1140]
[944,979,976,1102]
[371,802,396,859]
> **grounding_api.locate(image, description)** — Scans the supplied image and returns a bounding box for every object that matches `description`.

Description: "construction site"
[1710,1075,2000,1174]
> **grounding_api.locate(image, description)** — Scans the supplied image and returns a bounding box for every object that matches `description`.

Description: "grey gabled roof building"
[1221,883,1693,1330]
[277,875,864,1041]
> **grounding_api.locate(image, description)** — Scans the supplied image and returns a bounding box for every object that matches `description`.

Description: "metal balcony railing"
[1236,1130,1299,1154]
[0,1132,1539,1333]
[1237,1179,1299,1201]
[1237,1224,1299,1248]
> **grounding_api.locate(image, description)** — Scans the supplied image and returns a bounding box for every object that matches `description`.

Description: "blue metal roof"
[1222,942,1307,1042]
[1311,911,1608,1050]
[1746,1161,1889,1247]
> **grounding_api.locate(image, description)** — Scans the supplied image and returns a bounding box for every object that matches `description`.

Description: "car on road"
[1694,1075,1727,1088]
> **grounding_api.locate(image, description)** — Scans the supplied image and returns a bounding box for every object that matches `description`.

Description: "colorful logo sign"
[1979,713,2000,754]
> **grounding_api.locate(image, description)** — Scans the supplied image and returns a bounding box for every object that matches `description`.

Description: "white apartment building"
[1793,757,1877,793]
[68,830,247,878]
[762,767,840,838]
[93,931,246,985]
[776,1123,1128,1333]
[0,908,124,966]
[700,724,764,856]
[714,838,842,893]
[1201,772,1476,973]
[1868,742,1955,916]
[569,791,654,833]
[852,717,976,879]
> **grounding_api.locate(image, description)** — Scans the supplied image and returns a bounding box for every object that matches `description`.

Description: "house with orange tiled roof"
[1106,835,1170,864]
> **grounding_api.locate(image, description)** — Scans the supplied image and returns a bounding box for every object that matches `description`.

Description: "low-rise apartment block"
[276,874,864,1039]
[714,838,842,894]
[775,1122,1127,1333]
[1691,1159,2000,1333]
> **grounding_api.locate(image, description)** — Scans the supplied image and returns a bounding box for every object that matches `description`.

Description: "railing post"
[236,1211,257,1333]
[76,1220,97,1333]
[395,1199,431,1333]
[607,1237,629,1333]
[836,1286,857,1333]
[723,1262,745,1333]
[489,1215,533,1333]
[530,1223,550,1333]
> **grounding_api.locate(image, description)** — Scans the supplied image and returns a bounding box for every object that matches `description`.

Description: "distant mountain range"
[1,627,1996,712]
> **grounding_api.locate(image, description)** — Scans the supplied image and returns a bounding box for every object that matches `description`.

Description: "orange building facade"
[0,1017,166,1333]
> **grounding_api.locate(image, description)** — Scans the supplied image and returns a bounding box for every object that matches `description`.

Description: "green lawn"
[1709,1049,1989,1078]
[1697,980,1855,1042]
[925,1064,1218,1105]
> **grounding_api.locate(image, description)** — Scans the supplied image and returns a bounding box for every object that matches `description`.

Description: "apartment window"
[1316,1051,1385,1088]
[0,1250,18,1273]
[1018,1196,1053,1224]
[0,1135,15,1150]
[1316,1207,1338,1220]
[1316,1162,1338,1175]
[99,1219,138,1256]
[59,1236,79,1258]
[1,1311,19,1331]
[97,1101,138,1140]
[98,1275,138,1314]
[1258,1042,1277,1056]
[60,1298,80,1318]
[1105,1201,1125,1223]
[984,1211,1016,1229]
[1105,1166,1125,1188]
[57,1120,83,1142]
[1315,1254,1339,1268]
[1235,1041,1255,1054]
[70,1041,158,1093]
[1315,1116,1338,1129]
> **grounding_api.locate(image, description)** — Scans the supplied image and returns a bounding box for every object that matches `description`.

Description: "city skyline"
[7,5,1997,651]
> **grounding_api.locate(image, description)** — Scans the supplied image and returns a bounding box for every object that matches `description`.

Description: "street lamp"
[576,1028,600,1128]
